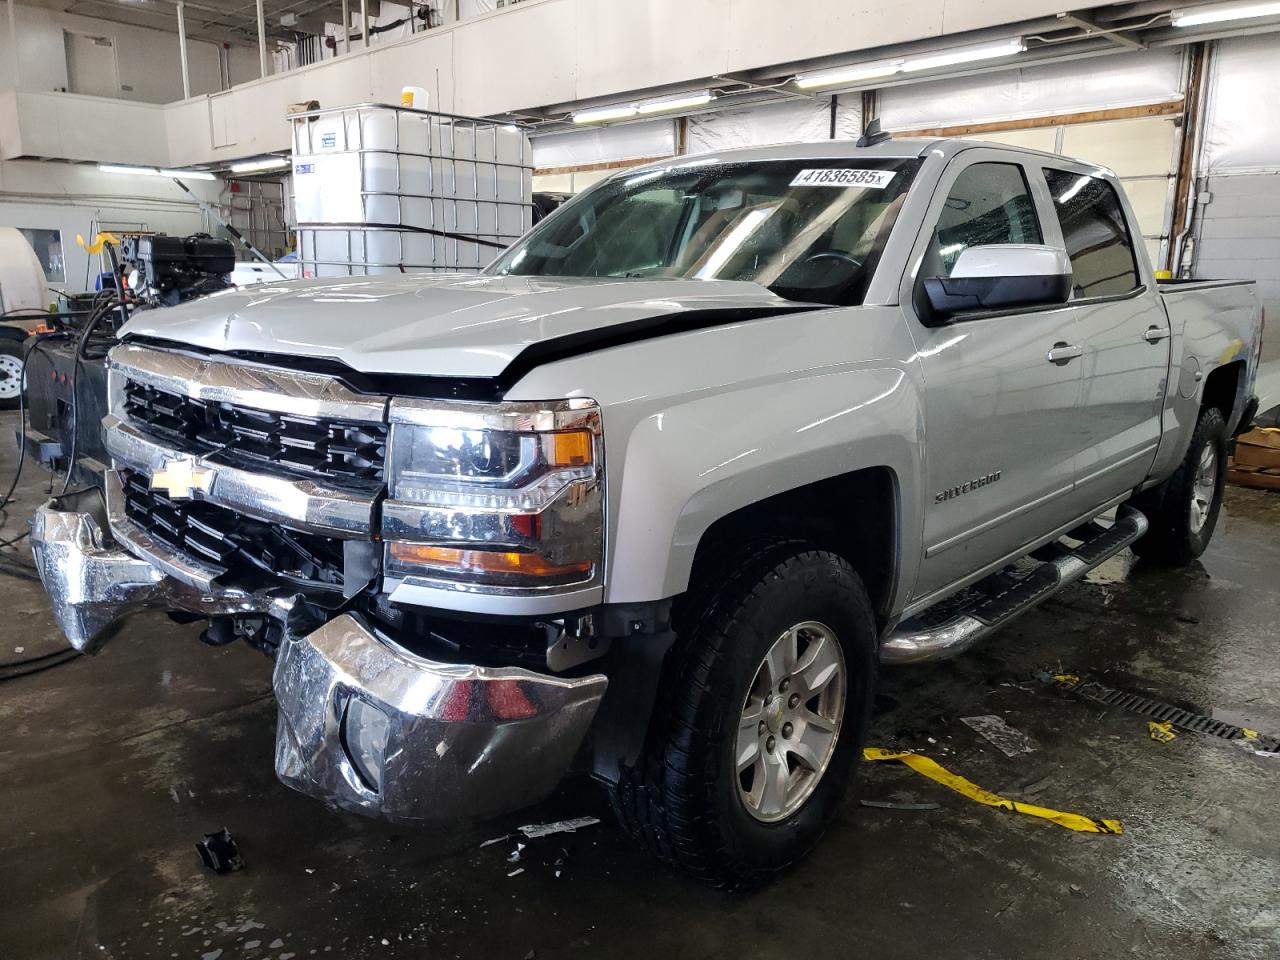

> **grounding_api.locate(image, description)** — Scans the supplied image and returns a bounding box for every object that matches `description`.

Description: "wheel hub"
[734,620,847,823]
[1190,442,1219,535]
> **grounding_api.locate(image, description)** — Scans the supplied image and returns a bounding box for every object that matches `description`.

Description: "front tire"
[1131,406,1228,565]
[610,543,877,889]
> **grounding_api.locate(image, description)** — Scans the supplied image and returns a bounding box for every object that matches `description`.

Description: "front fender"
[604,365,923,604]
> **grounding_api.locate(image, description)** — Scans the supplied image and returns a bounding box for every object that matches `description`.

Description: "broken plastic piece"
[1148,721,1177,743]
[195,827,245,874]
[961,715,1038,757]
[516,816,599,839]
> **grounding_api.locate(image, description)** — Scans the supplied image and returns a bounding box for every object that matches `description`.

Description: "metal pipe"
[176,0,191,99]
[256,0,268,76]
[341,0,350,53]
[7,0,18,89]
[361,0,369,47]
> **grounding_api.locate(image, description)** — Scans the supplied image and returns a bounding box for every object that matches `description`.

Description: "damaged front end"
[29,483,608,822]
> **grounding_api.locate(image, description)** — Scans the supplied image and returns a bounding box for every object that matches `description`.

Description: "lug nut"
[779,678,790,692]
[781,722,794,739]
[766,736,777,752]
[758,720,766,734]
[789,693,800,709]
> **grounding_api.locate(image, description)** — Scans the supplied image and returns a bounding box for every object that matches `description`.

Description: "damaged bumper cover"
[273,614,607,821]
[30,492,609,822]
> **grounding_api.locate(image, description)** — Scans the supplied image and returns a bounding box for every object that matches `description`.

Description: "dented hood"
[118,274,802,379]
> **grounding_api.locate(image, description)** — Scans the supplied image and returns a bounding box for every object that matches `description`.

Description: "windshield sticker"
[789,168,896,188]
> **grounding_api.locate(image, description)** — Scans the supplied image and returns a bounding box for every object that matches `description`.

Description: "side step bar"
[879,505,1149,665]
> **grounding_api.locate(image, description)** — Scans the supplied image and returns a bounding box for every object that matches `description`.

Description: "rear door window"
[921,162,1042,279]
[1043,169,1140,299]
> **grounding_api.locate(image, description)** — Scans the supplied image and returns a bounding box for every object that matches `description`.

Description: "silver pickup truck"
[31,137,1263,888]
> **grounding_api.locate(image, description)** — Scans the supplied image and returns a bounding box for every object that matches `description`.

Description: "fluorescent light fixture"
[636,90,714,114]
[98,164,217,181]
[1171,1,1280,26]
[572,103,639,124]
[793,37,1024,90]
[229,156,290,174]
[900,37,1026,73]
[795,60,901,89]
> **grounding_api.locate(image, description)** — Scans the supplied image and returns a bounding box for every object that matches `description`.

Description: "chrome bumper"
[31,492,610,823]
[273,614,608,821]
[30,489,284,653]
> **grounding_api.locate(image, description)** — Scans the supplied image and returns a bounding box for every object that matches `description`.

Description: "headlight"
[382,398,603,590]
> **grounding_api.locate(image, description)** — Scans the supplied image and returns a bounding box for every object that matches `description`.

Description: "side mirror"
[921,244,1072,322]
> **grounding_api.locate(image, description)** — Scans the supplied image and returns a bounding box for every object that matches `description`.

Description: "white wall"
[0,158,223,292]
[0,4,261,102]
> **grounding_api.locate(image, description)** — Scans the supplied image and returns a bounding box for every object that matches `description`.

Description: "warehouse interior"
[1,1,1279,958]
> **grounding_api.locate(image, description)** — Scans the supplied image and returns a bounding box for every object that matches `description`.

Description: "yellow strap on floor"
[863,748,1123,835]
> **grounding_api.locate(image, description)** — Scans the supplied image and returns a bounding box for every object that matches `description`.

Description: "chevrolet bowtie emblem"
[149,457,215,499]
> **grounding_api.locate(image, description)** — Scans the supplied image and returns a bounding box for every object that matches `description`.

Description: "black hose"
[0,648,80,681]
[58,297,118,496]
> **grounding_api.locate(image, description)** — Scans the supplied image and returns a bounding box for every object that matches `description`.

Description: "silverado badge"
[149,457,215,500]
[935,470,1002,504]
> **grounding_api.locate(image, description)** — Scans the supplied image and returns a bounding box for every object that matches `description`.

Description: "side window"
[1044,169,1139,299]
[921,162,1042,278]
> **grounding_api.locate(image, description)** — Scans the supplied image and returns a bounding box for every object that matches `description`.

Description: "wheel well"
[0,326,28,343]
[685,468,898,627]
[1202,361,1242,423]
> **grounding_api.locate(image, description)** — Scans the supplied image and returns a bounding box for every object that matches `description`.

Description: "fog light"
[341,697,390,793]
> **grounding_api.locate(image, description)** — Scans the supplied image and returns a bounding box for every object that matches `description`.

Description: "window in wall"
[19,229,66,285]
[1044,169,1139,298]
[921,162,1041,279]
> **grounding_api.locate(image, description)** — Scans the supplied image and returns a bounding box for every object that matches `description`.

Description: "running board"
[879,505,1149,665]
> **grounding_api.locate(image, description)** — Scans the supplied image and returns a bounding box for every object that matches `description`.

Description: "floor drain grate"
[1057,677,1280,752]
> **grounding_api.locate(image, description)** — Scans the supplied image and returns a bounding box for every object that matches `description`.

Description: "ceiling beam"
[1056,11,1149,50]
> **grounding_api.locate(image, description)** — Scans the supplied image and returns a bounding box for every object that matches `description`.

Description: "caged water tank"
[292,103,533,277]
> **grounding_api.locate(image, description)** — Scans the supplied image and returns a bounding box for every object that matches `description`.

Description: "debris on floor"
[1148,721,1178,743]
[516,817,600,839]
[863,748,1123,835]
[195,828,245,874]
[859,799,941,811]
[960,714,1039,756]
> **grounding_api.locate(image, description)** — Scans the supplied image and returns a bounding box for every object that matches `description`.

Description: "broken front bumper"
[31,492,609,822]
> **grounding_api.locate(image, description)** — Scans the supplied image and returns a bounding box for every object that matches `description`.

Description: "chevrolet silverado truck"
[31,137,1263,888]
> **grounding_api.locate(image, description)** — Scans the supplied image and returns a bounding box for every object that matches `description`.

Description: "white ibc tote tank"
[291,103,533,277]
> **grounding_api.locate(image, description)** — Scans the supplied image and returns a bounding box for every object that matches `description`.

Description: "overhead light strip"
[229,157,290,174]
[1171,0,1280,26]
[573,89,715,124]
[795,37,1026,90]
[98,164,217,181]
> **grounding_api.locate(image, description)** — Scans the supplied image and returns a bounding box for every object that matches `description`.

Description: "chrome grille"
[119,469,346,593]
[122,379,386,487]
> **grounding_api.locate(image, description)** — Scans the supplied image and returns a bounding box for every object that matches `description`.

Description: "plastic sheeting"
[686,97,861,153]
[880,49,1184,132]
[1202,34,1280,175]
[531,119,676,169]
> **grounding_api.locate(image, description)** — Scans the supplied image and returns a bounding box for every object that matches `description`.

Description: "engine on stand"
[118,234,237,307]
[22,233,237,487]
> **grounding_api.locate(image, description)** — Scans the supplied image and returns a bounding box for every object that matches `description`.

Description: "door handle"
[1143,326,1171,343]
[1046,342,1083,365]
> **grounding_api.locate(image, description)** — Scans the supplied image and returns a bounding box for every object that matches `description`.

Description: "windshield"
[488,157,922,305]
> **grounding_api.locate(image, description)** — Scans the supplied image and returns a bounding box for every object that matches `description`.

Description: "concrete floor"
[1,415,1278,960]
